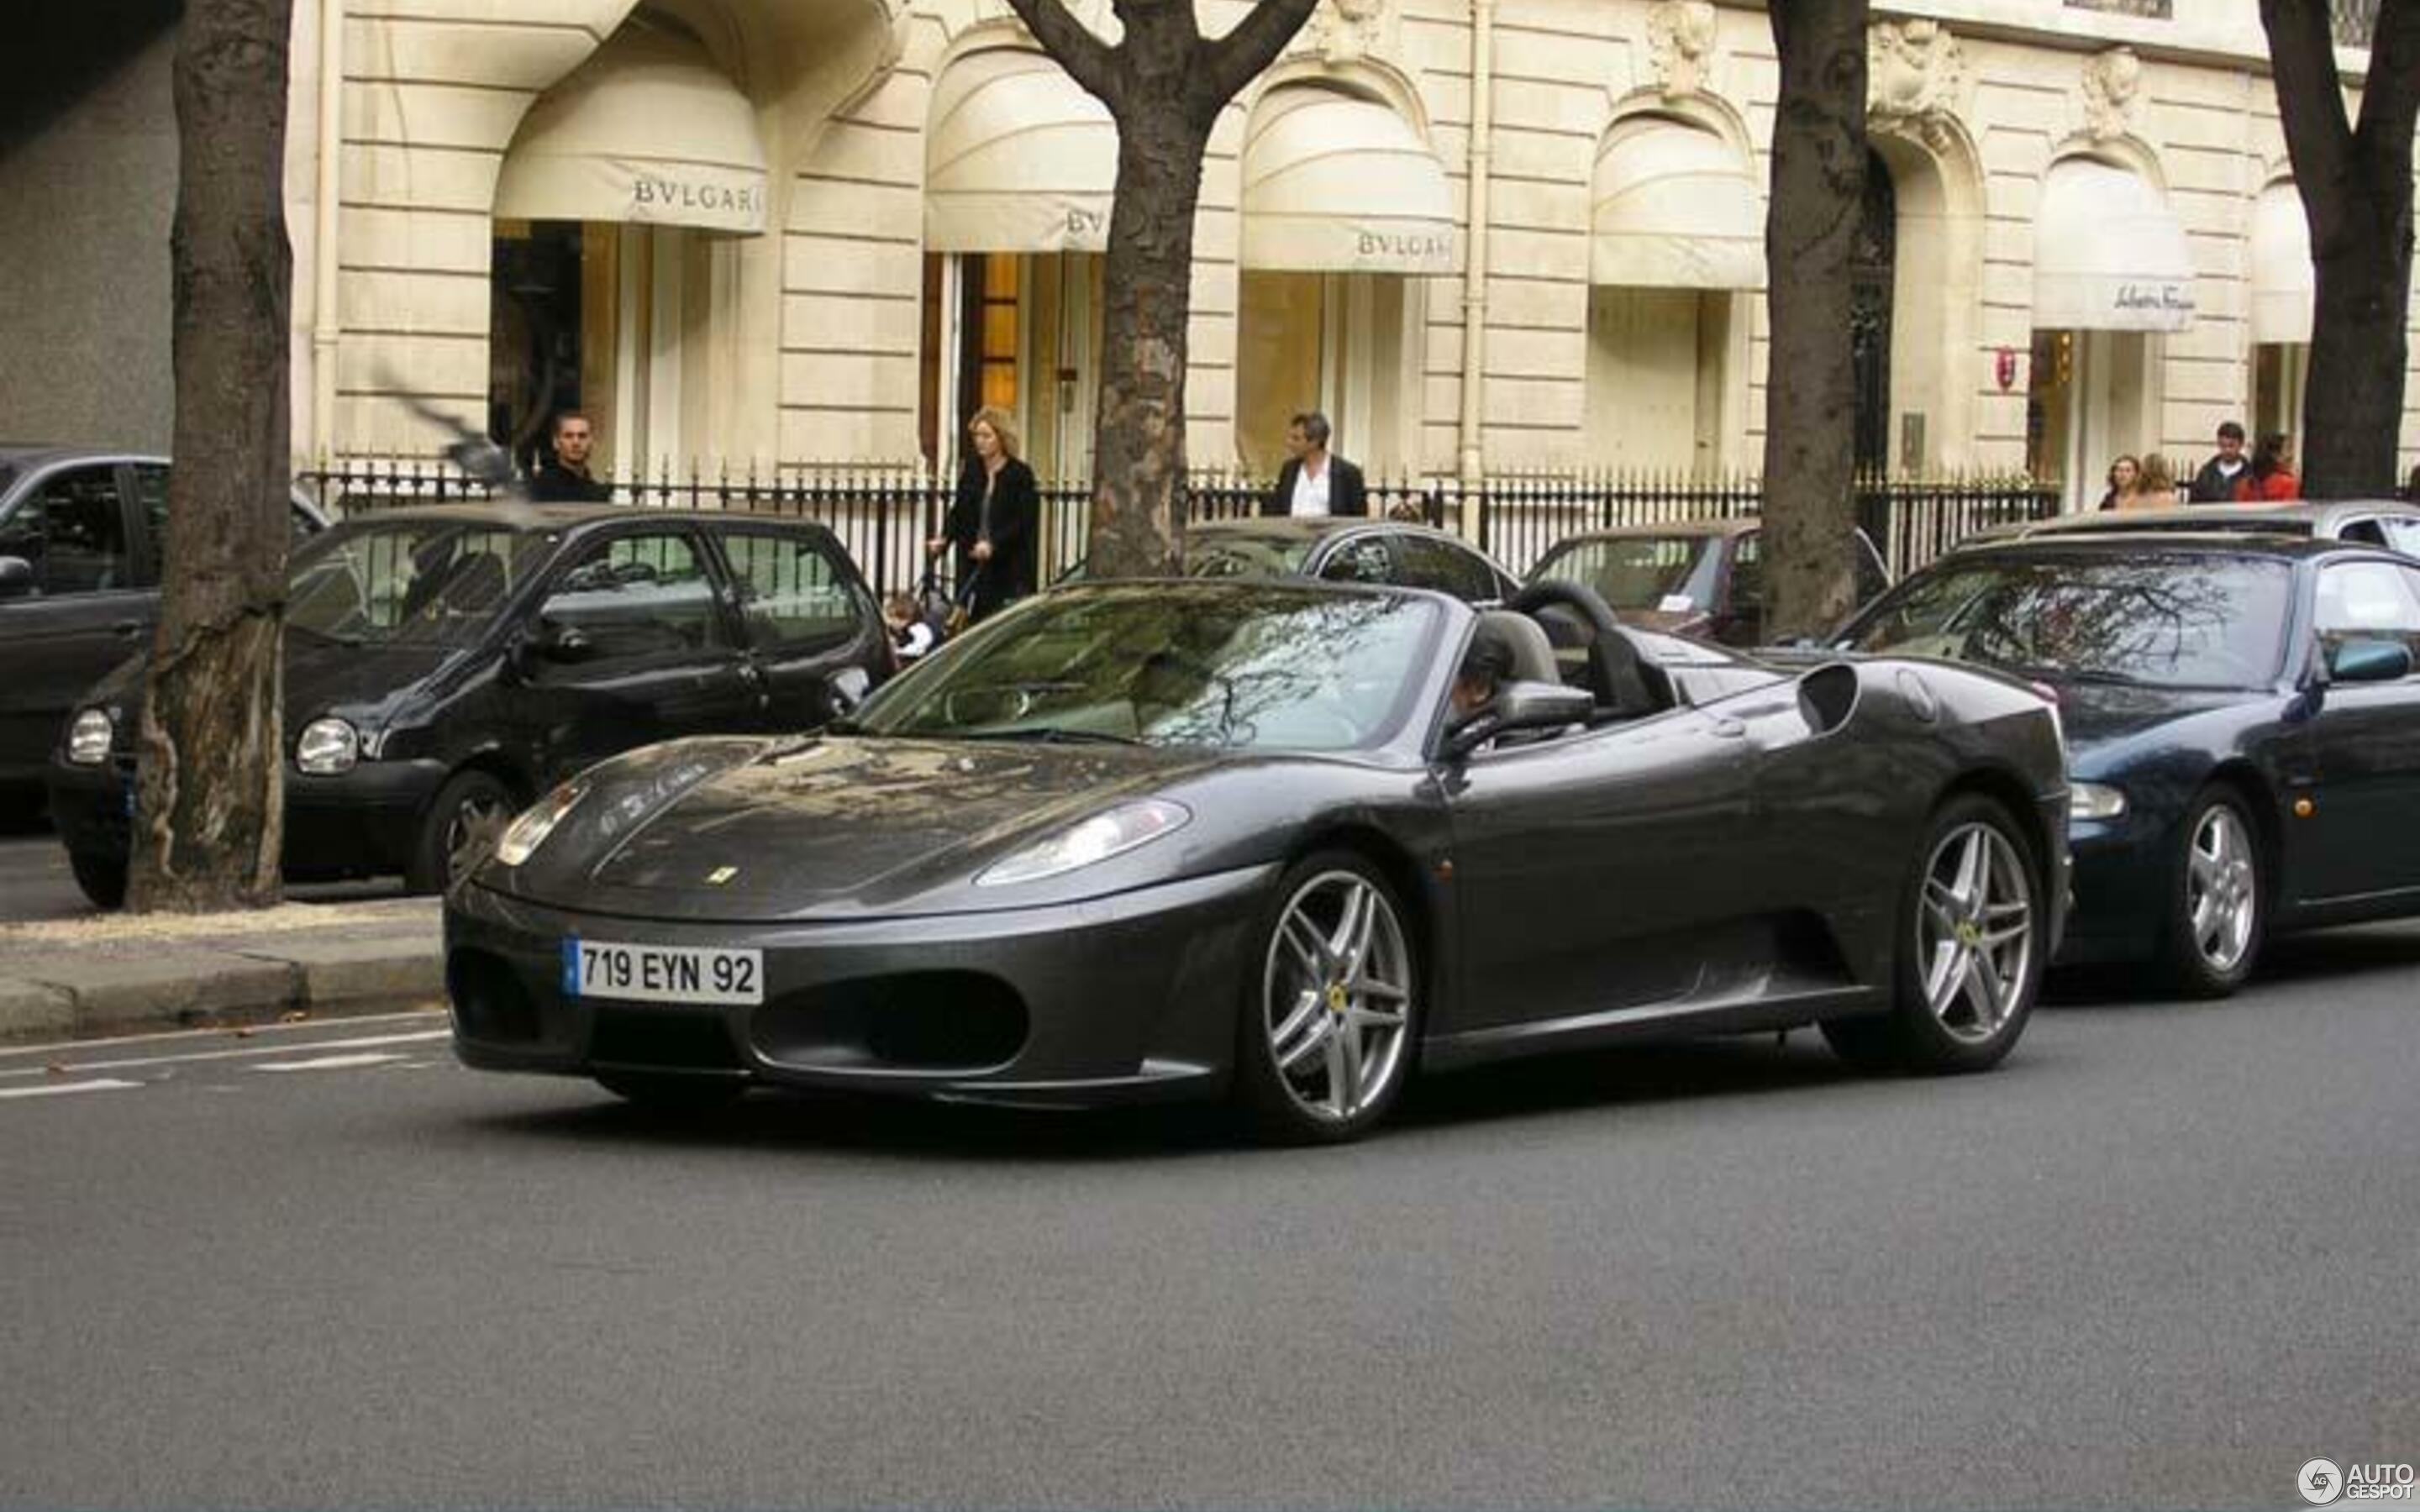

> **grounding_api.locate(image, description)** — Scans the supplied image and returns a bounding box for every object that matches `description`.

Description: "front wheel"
[406,769,518,894]
[2155,787,2264,998]
[68,850,127,911]
[1822,794,2043,1074]
[1233,853,1421,1145]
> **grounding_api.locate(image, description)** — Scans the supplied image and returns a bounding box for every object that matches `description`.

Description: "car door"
[0,462,149,780]
[1441,706,1757,1035]
[2300,558,2420,900]
[710,522,881,730]
[516,525,761,782]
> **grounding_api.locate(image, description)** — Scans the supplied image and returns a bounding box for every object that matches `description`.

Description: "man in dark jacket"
[2187,421,2249,503]
[529,412,612,501]
[1260,411,1368,518]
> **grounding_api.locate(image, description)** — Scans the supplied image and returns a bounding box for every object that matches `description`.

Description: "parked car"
[1055,516,1522,604]
[1528,517,1891,647]
[1957,499,2420,554]
[0,445,328,802]
[444,576,2068,1142]
[1831,532,2420,995]
[49,502,892,906]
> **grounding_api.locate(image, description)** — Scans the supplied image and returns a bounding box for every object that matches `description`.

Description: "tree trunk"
[1088,108,1210,577]
[129,0,295,913]
[2261,0,2420,499]
[1760,0,1870,640]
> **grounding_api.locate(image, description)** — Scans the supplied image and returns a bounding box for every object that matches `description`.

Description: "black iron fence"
[298,458,2059,594]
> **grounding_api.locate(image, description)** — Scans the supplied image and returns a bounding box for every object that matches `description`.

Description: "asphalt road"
[3,929,2416,1509]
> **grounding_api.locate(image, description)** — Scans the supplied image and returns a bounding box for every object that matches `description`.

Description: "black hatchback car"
[49,502,892,906]
[0,445,326,805]
[1832,533,2420,994]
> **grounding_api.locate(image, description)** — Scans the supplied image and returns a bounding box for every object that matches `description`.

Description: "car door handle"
[112,620,145,638]
[1710,717,1746,738]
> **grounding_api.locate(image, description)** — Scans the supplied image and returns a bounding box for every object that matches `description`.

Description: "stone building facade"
[1,0,2407,511]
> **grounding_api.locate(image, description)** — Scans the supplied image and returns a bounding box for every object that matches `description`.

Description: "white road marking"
[0,1028,451,1080]
[0,1009,445,1062]
[0,1079,144,1100]
[252,1053,410,1074]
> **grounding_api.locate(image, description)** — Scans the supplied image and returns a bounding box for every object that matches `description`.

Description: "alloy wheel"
[2186,804,2259,974]
[1915,821,2036,1045]
[1260,870,1413,1124]
[444,791,514,885]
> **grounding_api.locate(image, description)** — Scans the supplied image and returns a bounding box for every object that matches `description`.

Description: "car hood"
[79,633,465,733]
[507,735,1229,921]
[2051,680,2250,752]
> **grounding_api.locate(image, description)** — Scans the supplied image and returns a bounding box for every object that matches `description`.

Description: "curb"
[0,899,445,1045]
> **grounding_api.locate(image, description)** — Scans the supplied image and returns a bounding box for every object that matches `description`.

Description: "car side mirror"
[511,618,592,675]
[2327,637,2413,684]
[1444,679,1594,759]
[0,556,35,600]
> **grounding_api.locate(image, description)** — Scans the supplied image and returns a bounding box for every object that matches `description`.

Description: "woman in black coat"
[927,406,1039,623]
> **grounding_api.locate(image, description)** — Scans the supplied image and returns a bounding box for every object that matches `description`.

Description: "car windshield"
[858,582,1445,752]
[287,517,557,648]
[1839,553,2293,689]
[1532,533,1723,612]
[1186,532,1320,580]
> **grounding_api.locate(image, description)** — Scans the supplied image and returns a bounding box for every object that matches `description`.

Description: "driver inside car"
[1451,633,1513,718]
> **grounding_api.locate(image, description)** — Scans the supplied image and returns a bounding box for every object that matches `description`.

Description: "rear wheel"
[406,769,518,893]
[596,1072,747,1111]
[2154,787,2264,998]
[1233,852,1420,1145]
[68,850,127,911]
[1822,794,2042,1074]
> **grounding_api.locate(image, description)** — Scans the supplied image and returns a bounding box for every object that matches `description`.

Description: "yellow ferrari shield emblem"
[706,865,739,885]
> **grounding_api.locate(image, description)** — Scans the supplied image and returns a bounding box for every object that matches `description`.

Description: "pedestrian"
[882,591,938,664]
[2187,420,2250,503]
[2233,433,2301,501]
[2096,454,2140,512]
[528,412,612,501]
[2129,452,2180,509]
[1260,411,1368,518]
[925,407,1038,624]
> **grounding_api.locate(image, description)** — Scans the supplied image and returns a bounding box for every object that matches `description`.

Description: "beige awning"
[925,50,1116,254]
[492,27,768,235]
[2032,158,2196,332]
[1241,87,1456,274]
[1590,117,1765,289]
[2250,181,2314,344]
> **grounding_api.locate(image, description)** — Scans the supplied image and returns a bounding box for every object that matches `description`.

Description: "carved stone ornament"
[1646,0,1718,99]
[2081,46,2145,141]
[1315,0,1395,65]
[1868,18,1967,154]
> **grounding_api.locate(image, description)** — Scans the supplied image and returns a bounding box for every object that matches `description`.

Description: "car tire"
[1821,793,2044,1074]
[1233,851,1422,1145]
[595,1072,747,1111]
[68,850,127,911]
[406,769,518,894]
[2154,785,2265,999]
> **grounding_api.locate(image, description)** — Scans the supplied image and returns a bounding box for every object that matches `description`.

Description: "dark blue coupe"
[1833,533,2420,995]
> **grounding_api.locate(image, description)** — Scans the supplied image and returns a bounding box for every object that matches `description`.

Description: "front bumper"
[443,864,1276,1106]
[47,753,450,879]
[2052,811,2172,965]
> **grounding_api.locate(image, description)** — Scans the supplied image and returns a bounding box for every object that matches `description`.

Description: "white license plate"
[561,938,764,1006]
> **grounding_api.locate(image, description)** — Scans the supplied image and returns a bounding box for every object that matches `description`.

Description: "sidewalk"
[0,896,445,1044]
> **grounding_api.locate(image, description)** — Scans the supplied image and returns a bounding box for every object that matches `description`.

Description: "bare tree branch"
[1003,0,1120,106]
[1196,0,1320,119]
[2261,0,2355,246]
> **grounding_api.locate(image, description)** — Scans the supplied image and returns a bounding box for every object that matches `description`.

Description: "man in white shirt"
[1260,411,1368,518]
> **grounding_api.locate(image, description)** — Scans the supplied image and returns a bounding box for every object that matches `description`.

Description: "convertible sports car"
[445,578,2070,1142]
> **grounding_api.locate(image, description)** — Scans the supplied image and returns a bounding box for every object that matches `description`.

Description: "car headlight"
[2070,781,2128,821]
[66,708,114,766]
[494,780,590,868]
[295,717,359,775]
[975,799,1192,887]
